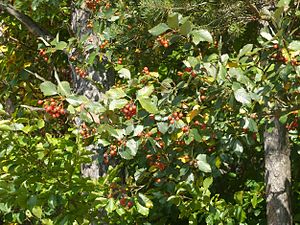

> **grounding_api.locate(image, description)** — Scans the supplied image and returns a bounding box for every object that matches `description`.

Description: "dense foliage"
[0,0,300,224]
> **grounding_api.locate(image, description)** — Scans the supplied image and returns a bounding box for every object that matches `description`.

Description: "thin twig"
[20,105,44,111]
[24,69,46,82]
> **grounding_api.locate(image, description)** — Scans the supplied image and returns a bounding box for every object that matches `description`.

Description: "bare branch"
[0,2,52,40]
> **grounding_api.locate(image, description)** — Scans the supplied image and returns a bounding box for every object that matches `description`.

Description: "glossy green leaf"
[55,41,67,51]
[288,41,300,51]
[135,201,149,216]
[234,88,251,105]
[105,198,116,213]
[203,177,213,190]
[137,85,154,98]
[191,29,213,44]
[149,23,170,36]
[109,99,128,110]
[106,88,127,99]
[57,81,71,97]
[40,81,57,96]
[32,206,42,219]
[138,193,153,208]
[138,97,158,114]
[238,44,253,58]
[179,21,192,36]
[196,154,211,173]
[118,68,131,79]
[167,13,180,29]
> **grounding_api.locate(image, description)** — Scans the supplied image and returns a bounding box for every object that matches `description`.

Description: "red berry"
[38,100,43,105]
[110,149,117,157]
[120,197,126,206]
[185,67,192,72]
[60,108,65,114]
[127,201,133,208]
[194,120,200,126]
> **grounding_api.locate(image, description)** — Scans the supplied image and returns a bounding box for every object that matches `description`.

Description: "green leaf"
[251,194,258,208]
[88,51,98,64]
[105,198,116,213]
[138,97,158,114]
[137,85,154,98]
[66,95,88,106]
[238,44,253,58]
[106,88,126,99]
[133,125,144,136]
[279,114,288,124]
[119,139,138,160]
[277,0,291,8]
[167,13,180,29]
[40,81,57,96]
[179,21,192,36]
[32,206,42,219]
[234,88,251,105]
[234,191,244,205]
[233,140,243,155]
[37,119,45,129]
[41,219,53,225]
[135,201,149,216]
[243,118,258,132]
[0,124,11,131]
[149,23,170,36]
[118,68,131,79]
[57,81,71,97]
[260,31,273,41]
[203,177,213,190]
[109,99,128,111]
[288,41,300,51]
[126,139,138,156]
[55,41,67,51]
[138,193,153,208]
[189,128,202,142]
[196,154,211,173]
[191,29,213,44]
[157,122,168,134]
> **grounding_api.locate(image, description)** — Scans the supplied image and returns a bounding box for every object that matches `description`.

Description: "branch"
[0,2,52,40]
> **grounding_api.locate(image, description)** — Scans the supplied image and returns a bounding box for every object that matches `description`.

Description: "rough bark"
[70,2,114,179]
[264,117,292,225]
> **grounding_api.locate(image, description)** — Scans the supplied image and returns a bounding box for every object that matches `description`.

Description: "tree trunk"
[264,117,292,225]
[70,2,114,179]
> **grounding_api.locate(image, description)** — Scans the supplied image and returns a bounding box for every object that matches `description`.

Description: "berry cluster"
[117,57,122,65]
[75,66,88,78]
[146,154,166,171]
[119,197,133,208]
[100,40,109,49]
[79,123,96,139]
[109,144,117,157]
[271,44,299,65]
[39,49,48,62]
[185,67,196,77]
[156,36,169,48]
[85,0,101,11]
[181,125,189,133]
[168,111,184,124]
[121,103,137,120]
[177,67,196,77]
[38,98,66,118]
